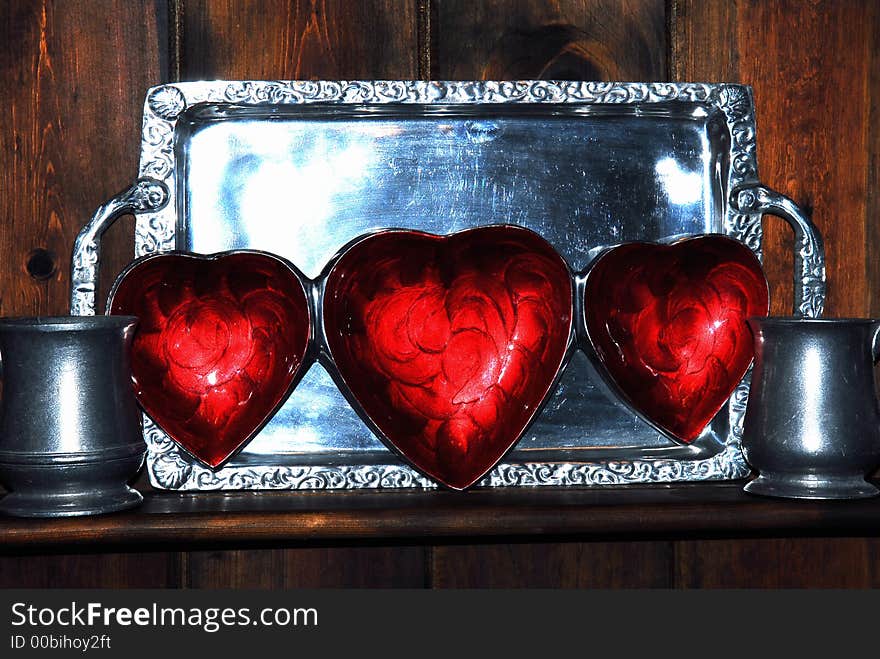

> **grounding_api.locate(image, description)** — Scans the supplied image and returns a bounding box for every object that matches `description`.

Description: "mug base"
[744,472,879,500]
[0,485,143,517]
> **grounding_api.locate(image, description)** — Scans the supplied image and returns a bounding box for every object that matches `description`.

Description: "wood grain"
[675,538,880,588]
[180,0,418,80]
[670,0,738,84]
[0,551,181,588]
[867,1,880,319]
[432,541,672,588]
[187,547,426,588]
[0,0,165,316]
[431,0,667,80]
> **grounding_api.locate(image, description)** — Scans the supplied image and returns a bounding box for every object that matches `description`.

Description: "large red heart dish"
[323,226,573,490]
[583,235,769,443]
[108,251,311,468]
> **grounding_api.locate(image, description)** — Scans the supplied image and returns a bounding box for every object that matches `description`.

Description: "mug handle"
[731,185,826,318]
[872,324,880,364]
[70,178,169,316]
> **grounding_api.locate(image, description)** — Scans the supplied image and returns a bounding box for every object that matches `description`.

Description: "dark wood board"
[187,547,427,588]
[0,551,181,588]
[867,1,880,319]
[432,541,673,588]
[431,0,666,81]
[180,0,418,80]
[674,538,880,588]
[0,0,166,317]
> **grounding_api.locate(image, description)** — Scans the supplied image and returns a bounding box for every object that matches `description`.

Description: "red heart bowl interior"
[323,226,573,490]
[107,251,311,468]
[583,235,769,443]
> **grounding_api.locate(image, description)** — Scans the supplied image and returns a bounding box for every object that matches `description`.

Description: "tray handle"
[732,185,826,318]
[70,178,169,316]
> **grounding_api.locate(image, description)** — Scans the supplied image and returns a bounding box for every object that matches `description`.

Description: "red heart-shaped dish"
[108,251,311,468]
[583,235,769,443]
[323,226,573,490]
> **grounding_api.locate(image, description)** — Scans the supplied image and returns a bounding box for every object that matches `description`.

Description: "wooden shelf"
[2,481,880,550]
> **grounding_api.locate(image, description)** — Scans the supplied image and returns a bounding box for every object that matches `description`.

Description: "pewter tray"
[71,81,825,491]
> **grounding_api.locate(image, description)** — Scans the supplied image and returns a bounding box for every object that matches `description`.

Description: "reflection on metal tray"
[71,80,826,491]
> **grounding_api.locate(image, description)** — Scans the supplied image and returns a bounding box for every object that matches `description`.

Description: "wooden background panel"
[181,0,418,80]
[673,0,877,318]
[0,551,181,588]
[0,0,166,317]
[186,549,285,589]
[431,0,667,80]
[432,541,672,588]
[187,547,427,588]
[866,1,880,319]
[675,538,880,588]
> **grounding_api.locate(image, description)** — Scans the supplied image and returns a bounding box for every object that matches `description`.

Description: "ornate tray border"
[71,80,826,490]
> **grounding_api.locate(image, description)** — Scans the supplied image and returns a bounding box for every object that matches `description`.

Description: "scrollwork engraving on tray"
[215,80,719,106]
[144,409,749,491]
[486,445,749,487]
[145,430,749,491]
[719,85,762,264]
[121,80,811,490]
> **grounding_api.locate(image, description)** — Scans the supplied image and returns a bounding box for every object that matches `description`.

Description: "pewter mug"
[0,316,145,517]
[742,318,880,499]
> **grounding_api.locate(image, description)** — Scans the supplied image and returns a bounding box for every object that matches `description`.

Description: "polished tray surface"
[71,81,826,490]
